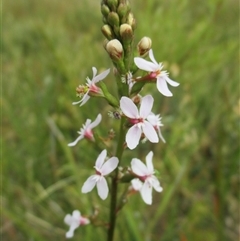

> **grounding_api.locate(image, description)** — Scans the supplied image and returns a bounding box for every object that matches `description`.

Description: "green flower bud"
[137,36,152,56]
[117,3,131,22]
[107,0,118,11]
[120,24,133,43]
[107,12,120,28]
[101,4,110,17]
[101,24,114,40]
[106,39,123,61]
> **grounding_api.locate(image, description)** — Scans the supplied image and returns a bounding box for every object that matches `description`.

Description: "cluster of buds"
[101,0,136,40]
[63,0,180,239]
[101,0,135,74]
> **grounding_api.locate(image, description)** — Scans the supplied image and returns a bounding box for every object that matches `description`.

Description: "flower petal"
[72,210,81,219]
[139,95,153,118]
[131,158,148,176]
[66,227,76,239]
[126,125,142,150]
[134,57,157,72]
[120,97,139,118]
[152,176,163,192]
[93,68,110,83]
[147,113,161,127]
[81,175,97,193]
[145,151,154,173]
[96,177,109,200]
[147,113,166,143]
[156,78,173,97]
[84,119,92,128]
[148,49,158,65]
[72,100,82,105]
[165,75,179,87]
[89,114,102,129]
[95,149,107,169]
[131,178,143,191]
[64,214,72,226]
[142,121,159,143]
[80,94,90,106]
[92,67,97,78]
[68,135,84,147]
[140,181,153,205]
[101,157,119,175]
[157,127,166,143]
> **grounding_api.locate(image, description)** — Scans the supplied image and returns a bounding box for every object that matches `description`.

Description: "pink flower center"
[139,175,149,181]
[129,118,144,125]
[95,170,102,175]
[89,83,100,94]
[84,129,93,139]
[149,70,161,79]
[80,217,89,225]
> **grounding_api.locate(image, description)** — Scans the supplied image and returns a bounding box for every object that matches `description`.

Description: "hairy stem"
[107,117,125,241]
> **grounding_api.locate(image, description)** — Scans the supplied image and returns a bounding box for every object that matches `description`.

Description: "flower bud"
[101,4,110,17]
[101,24,114,40]
[103,39,109,50]
[137,37,152,56]
[127,12,136,30]
[107,12,120,28]
[132,95,141,105]
[117,3,131,21]
[106,39,123,61]
[107,0,118,11]
[120,24,133,42]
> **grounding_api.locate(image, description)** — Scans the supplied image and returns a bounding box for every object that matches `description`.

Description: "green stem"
[107,117,125,241]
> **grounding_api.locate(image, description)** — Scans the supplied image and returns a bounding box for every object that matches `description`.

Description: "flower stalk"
[63,0,179,240]
[107,117,126,241]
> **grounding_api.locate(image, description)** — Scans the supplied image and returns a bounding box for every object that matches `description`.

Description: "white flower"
[81,149,119,200]
[73,67,110,106]
[134,49,179,97]
[131,151,163,205]
[120,95,159,150]
[147,113,166,143]
[68,114,102,147]
[64,210,90,238]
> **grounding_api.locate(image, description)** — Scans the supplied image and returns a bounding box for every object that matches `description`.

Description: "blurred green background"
[3,0,239,240]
